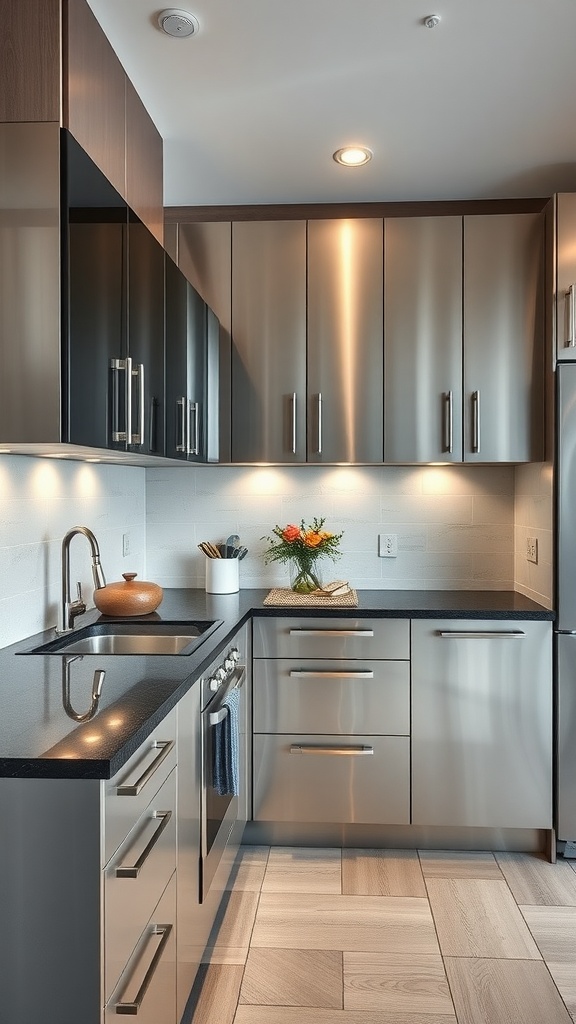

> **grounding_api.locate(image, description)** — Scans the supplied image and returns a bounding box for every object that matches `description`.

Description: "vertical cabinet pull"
[290,393,297,455]
[471,390,480,453]
[316,393,323,454]
[176,397,187,453]
[567,284,576,347]
[132,363,145,446]
[190,401,200,456]
[442,390,453,453]
[110,356,133,444]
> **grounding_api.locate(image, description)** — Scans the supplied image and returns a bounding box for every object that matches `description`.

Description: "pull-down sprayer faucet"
[58,526,106,634]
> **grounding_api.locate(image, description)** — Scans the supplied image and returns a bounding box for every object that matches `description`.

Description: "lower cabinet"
[253,616,411,825]
[411,619,553,828]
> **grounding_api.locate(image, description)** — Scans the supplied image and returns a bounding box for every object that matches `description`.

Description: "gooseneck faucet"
[58,526,106,634]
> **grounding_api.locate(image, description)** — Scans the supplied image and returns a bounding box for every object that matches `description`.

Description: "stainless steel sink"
[23,620,221,656]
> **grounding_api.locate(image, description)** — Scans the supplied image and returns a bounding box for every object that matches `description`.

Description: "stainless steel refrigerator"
[556,362,576,844]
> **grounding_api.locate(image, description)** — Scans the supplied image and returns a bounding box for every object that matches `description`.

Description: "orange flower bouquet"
[262,517,344,594]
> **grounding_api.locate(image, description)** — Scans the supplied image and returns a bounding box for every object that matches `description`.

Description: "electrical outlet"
[526,536,538,564]
[379,533,398,558]
[122,532,131,557]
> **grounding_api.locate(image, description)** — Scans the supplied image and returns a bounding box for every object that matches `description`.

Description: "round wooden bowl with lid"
[93,573,163,617]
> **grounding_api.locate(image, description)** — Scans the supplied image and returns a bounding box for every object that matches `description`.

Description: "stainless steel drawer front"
[253,617,410,659]
[253,733,410,825]
[253,659,410,735]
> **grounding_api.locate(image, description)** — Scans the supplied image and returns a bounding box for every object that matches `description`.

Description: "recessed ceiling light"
[424,14,441,28]
[157,9,199,38]
[333,146,373,167]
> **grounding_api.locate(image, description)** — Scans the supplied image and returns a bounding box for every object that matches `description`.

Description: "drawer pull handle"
[115,923,172,1015]
[289,670,374,679]
[290,744,374,756]
[288,629,374,638]
[437,631,526,640]
[117,740,175,796]
[115,810,172,879]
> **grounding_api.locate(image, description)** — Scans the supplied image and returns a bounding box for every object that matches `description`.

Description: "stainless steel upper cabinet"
[463,213,545,462]
[307,219,384,463]
[231,221,306,462]
[384,217,463,463]
[556,193,576,362]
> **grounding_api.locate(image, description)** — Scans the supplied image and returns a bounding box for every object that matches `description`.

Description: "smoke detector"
[157,9,199,37]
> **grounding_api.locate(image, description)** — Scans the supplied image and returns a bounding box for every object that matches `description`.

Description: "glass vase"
[289,559,323,594]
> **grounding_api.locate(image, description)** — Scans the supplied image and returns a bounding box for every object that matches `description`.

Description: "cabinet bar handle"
[176,397,187,453]
[290,393,297,455]
[290,744,374,756]
[317,393,323,454]
[110,356,132,443]
[116,740,175,796]
[289,628,374,637]
[115,811,172,878]
[567,284,576,347]
[131,363,144,446]
[437,630,526,639]
[189,400,200,456]
[115,923,172,1015]
[443,391,453,453]
[471,390,480,453]
[289,670,374,679]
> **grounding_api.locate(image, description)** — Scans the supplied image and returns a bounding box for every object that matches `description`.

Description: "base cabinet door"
[411,619,552,828]
[253,733,410,824]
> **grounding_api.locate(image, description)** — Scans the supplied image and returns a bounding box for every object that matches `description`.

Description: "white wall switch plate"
[379,533,398,557]
[526,536,538,564]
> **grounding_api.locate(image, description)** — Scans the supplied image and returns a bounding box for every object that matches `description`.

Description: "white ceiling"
[87,0,576,208]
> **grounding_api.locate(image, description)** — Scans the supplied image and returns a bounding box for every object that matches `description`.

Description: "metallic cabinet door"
[307,218,384,463]
[557,633,576,841]
[0,122,61,443]
[106,872,176,1024]
[232,220,306,462]
[557,364,576,630]
[384,216,463,463]
[463,213,545,462]
[178,222,232,461]
[253,658,410,735]
[253,733,410,824]
[411,619,552,828]
[555,193,576,361]
[128,216,166,455]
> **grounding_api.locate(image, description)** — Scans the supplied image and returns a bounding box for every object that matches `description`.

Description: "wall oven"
[200,639,247,902]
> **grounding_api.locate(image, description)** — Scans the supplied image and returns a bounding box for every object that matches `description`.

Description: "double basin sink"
[24,619,221,657]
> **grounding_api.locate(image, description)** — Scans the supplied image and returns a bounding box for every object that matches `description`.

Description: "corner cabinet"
[411,619,553,828]
[384,213,545,464]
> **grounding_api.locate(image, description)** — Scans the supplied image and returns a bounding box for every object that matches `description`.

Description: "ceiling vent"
[157,9,199,38]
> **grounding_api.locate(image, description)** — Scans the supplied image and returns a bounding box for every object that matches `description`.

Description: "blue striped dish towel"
[212,685,240,797]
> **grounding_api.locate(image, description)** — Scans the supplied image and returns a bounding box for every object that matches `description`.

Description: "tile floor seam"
[421,865,460,1023]
[515,903,576,1021]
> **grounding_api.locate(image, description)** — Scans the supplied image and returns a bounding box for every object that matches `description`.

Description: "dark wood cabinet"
[64,0,126,199]
[64,133,165,456]
[126,78,164,246]
[0,0,60,121]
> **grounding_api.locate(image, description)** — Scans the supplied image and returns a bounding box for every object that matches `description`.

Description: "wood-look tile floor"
[186,847,576,1024]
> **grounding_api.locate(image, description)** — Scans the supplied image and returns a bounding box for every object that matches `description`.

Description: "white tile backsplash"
[514,462,553,608]
[0,456,551,652]
[0,456,146,648]
[146,464,517,593]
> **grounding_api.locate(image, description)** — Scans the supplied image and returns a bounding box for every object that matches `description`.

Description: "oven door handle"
[205,665,245,727]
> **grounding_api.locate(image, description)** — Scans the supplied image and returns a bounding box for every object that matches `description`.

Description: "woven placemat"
[263,587,359,607]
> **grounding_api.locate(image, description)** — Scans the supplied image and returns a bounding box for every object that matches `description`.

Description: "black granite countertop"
[0,589,554,780]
